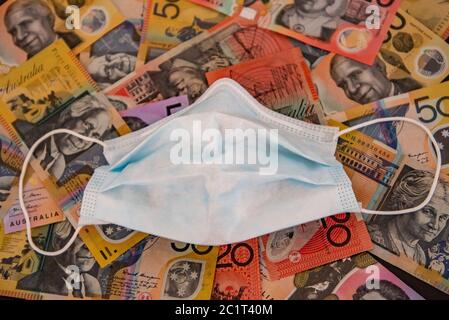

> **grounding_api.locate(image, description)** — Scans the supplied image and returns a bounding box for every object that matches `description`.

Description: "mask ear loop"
[19,129,106,256]
[335,116,442,215]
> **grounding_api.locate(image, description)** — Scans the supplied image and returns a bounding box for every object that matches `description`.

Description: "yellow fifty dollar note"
[0,0,125,70]
[0,226,218,300]
[0,40,145,268]
[401,0,449,39]
[106,238,218,300]
[137,0,226,64]
[79,224,148,268]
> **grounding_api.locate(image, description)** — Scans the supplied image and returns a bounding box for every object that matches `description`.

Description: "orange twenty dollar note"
[206,47,324,123]
[212,238,261,300]
[260,212,372,280]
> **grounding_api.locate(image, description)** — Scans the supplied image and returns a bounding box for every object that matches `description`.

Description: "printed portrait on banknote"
[350,280,411,300]
[151,45,232,101]
[275,0,352,42]
[328,55,423,106]
[312,10,449,114]
[287,253,415,300]
[0,0,124,69]
[2,0,81,59]
[368,165,449,271]
[125,32,235,103]
[8,223,156,299]
[80,21,141,90]
[11,92,115,186]
[16,221,101,298]
[105,15,293,107]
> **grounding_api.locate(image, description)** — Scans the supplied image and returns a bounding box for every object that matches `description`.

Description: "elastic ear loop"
[19,129,106,256]
[335,116,442,215]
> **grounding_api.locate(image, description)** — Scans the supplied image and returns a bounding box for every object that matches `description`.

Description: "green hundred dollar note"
[0,221,218,300]
[401,0,449,39]
[312,9,449,114]
[327,81,449,293]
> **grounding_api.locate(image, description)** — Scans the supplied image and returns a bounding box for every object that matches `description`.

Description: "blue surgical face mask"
[19,79,442,256]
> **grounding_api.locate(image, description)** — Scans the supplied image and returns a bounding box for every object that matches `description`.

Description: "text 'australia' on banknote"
[0,133,63,234]
[0,40,148,268]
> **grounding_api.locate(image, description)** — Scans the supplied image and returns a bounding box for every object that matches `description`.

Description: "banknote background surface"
[0,0,449,301]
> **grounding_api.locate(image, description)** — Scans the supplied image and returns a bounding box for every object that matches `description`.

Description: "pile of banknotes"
[0,0,448,300]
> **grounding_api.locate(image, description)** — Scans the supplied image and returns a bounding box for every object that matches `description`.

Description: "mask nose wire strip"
[335,116,442,216]
[19,129,106,256]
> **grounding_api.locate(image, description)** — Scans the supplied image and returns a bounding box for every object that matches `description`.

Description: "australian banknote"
[261,252,423,300]
[137,0,226,64]
[328,81,449,293]
[0,40,148,267]
[0,221,218,299]
[401,0,449,39]
[0,134,64,233]
[78,97,192,268]
[78,21,141,91]
[212,238,261,300]
[3,176,65,234]
[259,212,372,280]
[104,10,294,107]
[244,0,400,65]
[0,0,124,70]
[0,40,128,225]
[312,9,449,114]
[111,0,147,33]
[205,47,324,123]
[81,96,191,268]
